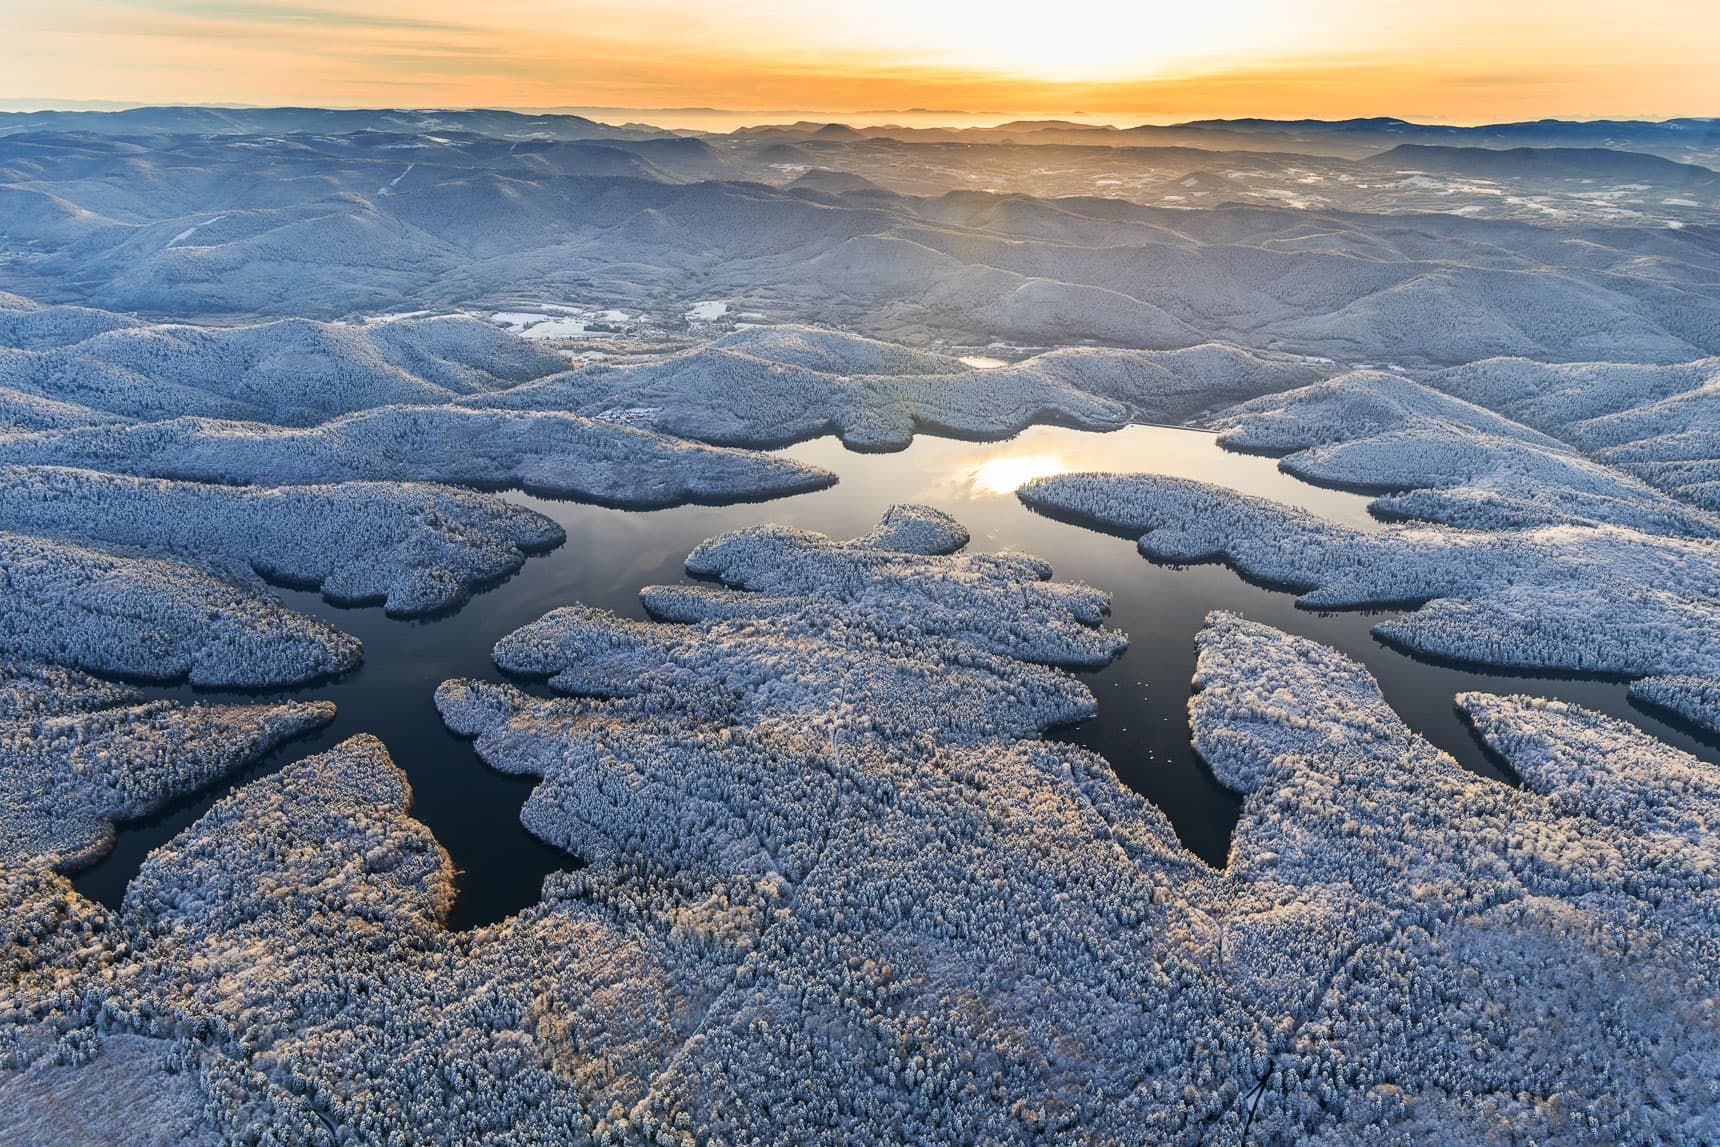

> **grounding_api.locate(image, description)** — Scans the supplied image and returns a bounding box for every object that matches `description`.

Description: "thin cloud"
[155,1,468,32]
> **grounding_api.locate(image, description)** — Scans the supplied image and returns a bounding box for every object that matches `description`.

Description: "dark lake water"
[74,424,1720,928]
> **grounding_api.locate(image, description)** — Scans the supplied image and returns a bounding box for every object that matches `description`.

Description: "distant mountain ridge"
[2,114,1717,366]
[1369,143,1720,182]
[2,106,1715,162]
[0,106,680,142]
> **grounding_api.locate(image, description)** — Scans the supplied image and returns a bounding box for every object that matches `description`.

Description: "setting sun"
[768,0,1318,84]
[2,0,1715,120]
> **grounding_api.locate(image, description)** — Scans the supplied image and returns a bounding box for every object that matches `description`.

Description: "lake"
[75,423,1720,927]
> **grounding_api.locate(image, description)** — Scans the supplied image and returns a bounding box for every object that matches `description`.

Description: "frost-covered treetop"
[483,506,1114,745]
[5,499,1718,1142]
[1437,355,1720,513]
[0,529,361,686]
[463,324,1130,451]
[1183,612,1720,1144]
[1209,369,1720,536]
[0,300,567,426]
[463,324,1332,451]
[0,658,332,870]
[0,402,835,505]
[0,464,564,616]
[1022,469,1720,736]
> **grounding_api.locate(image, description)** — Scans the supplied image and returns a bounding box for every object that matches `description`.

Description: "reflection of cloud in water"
[963,454,1072,496]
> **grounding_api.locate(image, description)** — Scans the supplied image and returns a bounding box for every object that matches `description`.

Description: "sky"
[2,0,1717,124]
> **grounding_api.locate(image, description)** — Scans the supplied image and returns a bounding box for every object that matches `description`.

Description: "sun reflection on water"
[963,453,1072,496]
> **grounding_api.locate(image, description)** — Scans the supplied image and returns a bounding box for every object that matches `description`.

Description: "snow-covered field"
[488,306,638,340]
[683,300,728,323]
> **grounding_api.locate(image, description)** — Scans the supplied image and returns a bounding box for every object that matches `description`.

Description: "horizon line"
[1,100,1716,133]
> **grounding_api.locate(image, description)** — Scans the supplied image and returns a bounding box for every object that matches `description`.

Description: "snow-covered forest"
[2,109,1718,1144]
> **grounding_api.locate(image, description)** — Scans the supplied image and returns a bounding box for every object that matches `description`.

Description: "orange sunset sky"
[2,0,1717,123]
